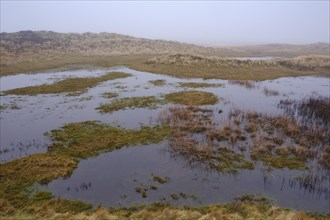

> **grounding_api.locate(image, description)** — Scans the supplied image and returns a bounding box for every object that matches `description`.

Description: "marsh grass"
[164,91,218,106]
[4,72,132,96]
[178,82,224,88]
[160,104,329,171]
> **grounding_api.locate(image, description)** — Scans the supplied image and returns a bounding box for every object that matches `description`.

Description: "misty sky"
[1,1,329,45]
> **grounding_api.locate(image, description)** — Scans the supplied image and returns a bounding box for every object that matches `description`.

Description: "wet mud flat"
[0,66,329,216]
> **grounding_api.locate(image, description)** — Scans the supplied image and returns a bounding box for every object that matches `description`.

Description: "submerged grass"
[164,91,218,106]
[178,82,224,88]
[3,72,131,96]
[149,79,166,86]
[97,96,162,113]
[101,92,118,99]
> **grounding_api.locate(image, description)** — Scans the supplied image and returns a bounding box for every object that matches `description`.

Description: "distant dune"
[1,31,329,65]
[0,31,329,76]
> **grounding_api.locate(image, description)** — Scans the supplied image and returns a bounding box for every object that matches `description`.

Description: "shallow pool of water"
[1,66,329,212]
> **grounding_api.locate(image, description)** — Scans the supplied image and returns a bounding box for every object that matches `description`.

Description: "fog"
[1,1,329,45]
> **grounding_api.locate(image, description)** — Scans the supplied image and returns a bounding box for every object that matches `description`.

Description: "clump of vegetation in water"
[164,91,218,106]
[102,92,118,99]
[178,82,224,88]
[48,121,171,158]
[149,79,166,86]
[3,72,132,96]
[152,175,169,184]
[97,96,162,113]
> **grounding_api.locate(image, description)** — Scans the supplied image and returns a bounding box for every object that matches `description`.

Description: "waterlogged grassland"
[0,121,170,215]
[97,91,219,113]
[2,54,329,80]
[3,72,132,96]
[135,54,330,80]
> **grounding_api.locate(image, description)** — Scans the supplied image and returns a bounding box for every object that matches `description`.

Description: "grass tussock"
[164,91,218,106]
[3,72,131,96]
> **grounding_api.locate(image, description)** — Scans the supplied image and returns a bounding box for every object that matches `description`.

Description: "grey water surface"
[1,66,329,212]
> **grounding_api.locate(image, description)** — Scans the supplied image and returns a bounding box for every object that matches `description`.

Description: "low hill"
[0,31,329,76]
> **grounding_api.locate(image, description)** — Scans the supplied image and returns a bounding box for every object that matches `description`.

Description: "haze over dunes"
[0,31,329,77]
[1,31,329,64]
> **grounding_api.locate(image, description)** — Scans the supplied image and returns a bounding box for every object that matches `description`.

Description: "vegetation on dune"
[3,72,132,96]
[164,91,218,106]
